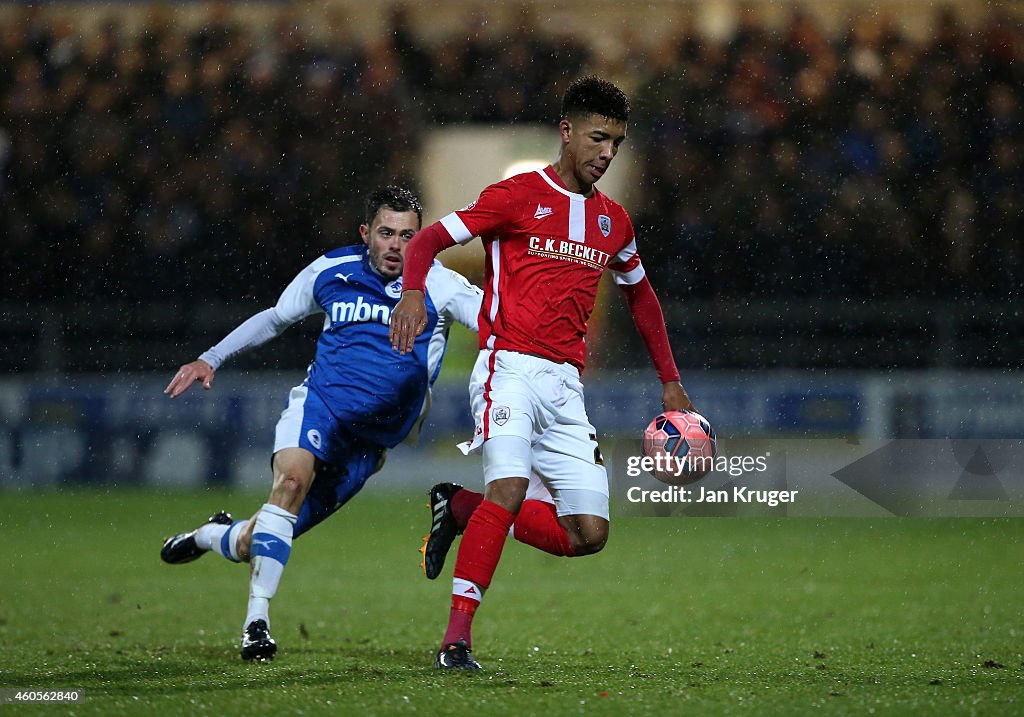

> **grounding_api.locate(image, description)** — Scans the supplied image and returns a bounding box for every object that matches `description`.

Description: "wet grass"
[1,489,1021,715]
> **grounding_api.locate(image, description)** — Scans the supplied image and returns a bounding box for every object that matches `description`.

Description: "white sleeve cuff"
[198,307,292,370]
[612,262,646,285]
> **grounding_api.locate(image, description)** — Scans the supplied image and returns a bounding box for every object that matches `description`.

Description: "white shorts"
[459,349,608,520]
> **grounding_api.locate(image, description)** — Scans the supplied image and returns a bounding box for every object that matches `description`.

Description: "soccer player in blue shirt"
[160,186,482,661]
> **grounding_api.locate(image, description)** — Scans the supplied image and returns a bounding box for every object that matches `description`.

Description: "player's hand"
[389,290,428,355]
[662,381,695,413]
[164,360,215,399]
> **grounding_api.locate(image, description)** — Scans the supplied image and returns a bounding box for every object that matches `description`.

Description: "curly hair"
[561,76,630,122]
[365,185,423,225]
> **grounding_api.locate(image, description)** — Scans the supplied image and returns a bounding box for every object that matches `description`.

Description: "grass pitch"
[0,489,1021,716]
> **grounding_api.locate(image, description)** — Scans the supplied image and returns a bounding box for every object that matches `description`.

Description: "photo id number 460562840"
[0,689,84,703]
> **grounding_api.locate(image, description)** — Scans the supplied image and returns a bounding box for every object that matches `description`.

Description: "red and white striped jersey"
[437,165,645,371]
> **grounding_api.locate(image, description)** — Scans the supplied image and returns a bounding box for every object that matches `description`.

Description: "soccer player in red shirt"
[390,76,695,669]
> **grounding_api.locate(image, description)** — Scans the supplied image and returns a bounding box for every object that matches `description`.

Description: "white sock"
[244,504,297,629]
[452,578,484,604]
[197,520,248,562]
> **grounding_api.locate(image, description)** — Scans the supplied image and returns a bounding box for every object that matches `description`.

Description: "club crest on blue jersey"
[598,214,612,237]
[386,278,403,299]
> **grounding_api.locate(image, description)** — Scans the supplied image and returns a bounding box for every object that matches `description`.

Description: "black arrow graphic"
[830,441,928,516]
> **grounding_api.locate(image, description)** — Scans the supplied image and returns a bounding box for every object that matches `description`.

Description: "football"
[641,410,717,484]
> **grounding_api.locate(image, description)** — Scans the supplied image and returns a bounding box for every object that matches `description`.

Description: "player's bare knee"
[275,472,306,498]
[562,516,608,556]
[269,468,312,511]
[269,448,316,512]
[570,531,607,556]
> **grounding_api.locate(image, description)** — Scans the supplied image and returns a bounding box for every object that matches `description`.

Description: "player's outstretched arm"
[162,258,320,398]
[164,359,215,399]
[162,304,300,399]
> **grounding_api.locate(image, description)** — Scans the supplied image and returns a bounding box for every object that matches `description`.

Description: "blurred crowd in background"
[1,4,1020,307]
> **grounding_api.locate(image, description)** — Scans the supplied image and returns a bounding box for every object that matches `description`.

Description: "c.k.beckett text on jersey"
[527,236,611,268]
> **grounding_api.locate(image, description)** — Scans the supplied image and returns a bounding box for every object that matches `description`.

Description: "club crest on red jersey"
[598,214,612,237]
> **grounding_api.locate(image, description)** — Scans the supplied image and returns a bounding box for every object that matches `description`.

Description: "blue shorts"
[274,383,386,537]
